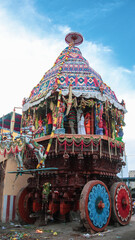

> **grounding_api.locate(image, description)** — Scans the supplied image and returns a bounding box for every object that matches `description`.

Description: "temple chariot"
[7,33,132,232]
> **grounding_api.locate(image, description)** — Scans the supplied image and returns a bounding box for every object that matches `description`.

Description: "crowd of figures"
[22,99,124,141]
[22,103,94,138]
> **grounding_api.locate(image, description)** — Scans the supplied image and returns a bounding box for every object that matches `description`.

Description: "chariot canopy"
[22,32,126,114]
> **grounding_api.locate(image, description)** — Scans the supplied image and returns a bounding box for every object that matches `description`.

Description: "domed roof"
[23,33,126,113]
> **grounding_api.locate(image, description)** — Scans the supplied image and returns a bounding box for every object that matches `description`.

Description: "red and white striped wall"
[2,195,18,223]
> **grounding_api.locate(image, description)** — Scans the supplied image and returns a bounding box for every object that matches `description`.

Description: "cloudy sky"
[0,0,135,171]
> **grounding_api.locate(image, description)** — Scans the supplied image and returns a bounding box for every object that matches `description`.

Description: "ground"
[0,215,135,240]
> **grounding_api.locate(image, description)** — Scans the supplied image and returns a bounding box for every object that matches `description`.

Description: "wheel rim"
[111,182,132,225]
[16,187,36,224]
[80,180,111,232]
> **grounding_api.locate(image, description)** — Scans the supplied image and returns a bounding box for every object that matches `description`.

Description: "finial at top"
[65,32,83,46]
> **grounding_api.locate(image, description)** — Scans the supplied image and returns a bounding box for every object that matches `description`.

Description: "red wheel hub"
[122,198,128,208]
[98,200,105,209]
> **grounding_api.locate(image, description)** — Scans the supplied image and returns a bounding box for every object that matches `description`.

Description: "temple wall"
[0,155,32,223]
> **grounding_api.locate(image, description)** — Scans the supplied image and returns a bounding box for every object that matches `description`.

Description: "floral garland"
[56,135,101,144]
[109,140,124,152]
[108,138,124,160]
[57,139,100,152]
[57,136,101,154]
[0,143,24,157]
[57,136,124,160]
[80,98,95,108]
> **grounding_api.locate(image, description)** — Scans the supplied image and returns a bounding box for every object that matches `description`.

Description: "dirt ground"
[0,215,135,240]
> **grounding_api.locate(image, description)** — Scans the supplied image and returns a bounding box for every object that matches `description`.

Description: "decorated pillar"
[91,106,94,134]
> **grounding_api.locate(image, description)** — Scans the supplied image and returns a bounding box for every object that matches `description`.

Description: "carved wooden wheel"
[110,182,132,225]
[80,180,111,232]
[16,187,36,224]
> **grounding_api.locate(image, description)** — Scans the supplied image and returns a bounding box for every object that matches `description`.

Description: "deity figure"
[47,112,53,134]
[103,119,108,136]
[84,112,91,134]
[95,102,103,135]
[50,101,65,130]
[77,108,86,134]
[50,101,57,126]
[57,102,65,129]
[68,108,76,134]
[98,104,103,128]
[35,118,44,135]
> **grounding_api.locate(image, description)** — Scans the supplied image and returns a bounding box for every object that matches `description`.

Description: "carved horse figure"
[25,136,45,167]
[14,133,45,170]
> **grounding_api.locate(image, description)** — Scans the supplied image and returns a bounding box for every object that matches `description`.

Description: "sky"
[0,0,135,171]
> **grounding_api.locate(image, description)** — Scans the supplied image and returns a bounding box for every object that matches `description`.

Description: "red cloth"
[84,113,91,134]
[47,112,53,125]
